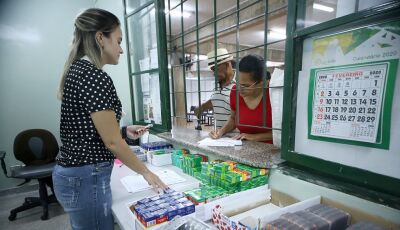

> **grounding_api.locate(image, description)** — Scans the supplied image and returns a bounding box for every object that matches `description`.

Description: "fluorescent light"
[313,3,334,12]
[266,61,284,67]
[165,9,191,18]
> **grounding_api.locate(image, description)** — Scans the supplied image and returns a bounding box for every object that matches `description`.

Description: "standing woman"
[53,8,167,230]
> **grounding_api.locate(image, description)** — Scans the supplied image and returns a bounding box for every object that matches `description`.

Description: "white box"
[146,151,172,166]
[211,189,321,230]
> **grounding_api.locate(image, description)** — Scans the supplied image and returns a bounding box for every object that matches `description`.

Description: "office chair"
[0,129,59,221]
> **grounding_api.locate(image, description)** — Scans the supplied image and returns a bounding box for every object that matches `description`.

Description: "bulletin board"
[293,19,400,180]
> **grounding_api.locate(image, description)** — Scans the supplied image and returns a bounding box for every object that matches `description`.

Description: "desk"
[111,163,200,230]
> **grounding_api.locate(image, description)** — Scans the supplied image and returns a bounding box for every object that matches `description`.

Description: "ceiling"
[165,0,287,51]
[166,0,236,34]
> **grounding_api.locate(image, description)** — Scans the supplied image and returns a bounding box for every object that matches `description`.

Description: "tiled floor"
[0,189,121,230]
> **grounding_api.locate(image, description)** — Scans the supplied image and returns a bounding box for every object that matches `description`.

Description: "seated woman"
[210,54,273,143]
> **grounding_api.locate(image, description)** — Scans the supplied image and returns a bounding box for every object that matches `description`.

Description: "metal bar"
[168,0,176,117]
[213,0,218,90]
[281,0,297,158]
[195,0,202,130]
[170,85,283,94]
[167,0,189,13]
[123,0,136,123]
[181,1,188,119]
[235,0,240,128]
[125,0,154,18]
[130,68,159,76]
[170,38,286,68]
[293,1,400,38]
[262,0,268,128]
[155,0,172,131]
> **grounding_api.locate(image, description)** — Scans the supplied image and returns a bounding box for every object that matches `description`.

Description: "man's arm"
[194,100,213,117]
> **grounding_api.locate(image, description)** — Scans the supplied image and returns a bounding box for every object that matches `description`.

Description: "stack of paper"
[198,137,242,147]
[120,169,186,193]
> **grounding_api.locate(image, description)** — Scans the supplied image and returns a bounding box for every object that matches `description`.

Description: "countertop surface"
[157,126,283,168]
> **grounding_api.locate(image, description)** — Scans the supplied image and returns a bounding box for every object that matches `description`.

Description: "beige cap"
[207,48,233,68]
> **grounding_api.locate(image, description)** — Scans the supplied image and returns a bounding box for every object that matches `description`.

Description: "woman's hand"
[232,133,255,141]
[209,129,223,139]
[126,125,148,139]
[142,171,168,193]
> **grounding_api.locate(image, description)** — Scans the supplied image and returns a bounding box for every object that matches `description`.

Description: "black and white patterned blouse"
[56,59,122,167]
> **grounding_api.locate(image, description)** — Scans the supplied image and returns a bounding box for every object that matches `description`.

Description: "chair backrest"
[13,129,59,165]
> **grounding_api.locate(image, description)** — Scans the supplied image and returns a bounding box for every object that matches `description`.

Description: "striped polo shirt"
[210,78,236,128]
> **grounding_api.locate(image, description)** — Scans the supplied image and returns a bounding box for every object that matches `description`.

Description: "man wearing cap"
[194,48,236,129]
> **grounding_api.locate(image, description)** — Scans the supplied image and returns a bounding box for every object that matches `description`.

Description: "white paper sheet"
[120,169,186,193]
[198,137,242,147]
[150,48,158,69]
[140,73,150,93]
[269,68,284,148]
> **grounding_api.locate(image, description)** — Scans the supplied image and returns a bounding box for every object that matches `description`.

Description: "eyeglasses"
[238,81,259,89]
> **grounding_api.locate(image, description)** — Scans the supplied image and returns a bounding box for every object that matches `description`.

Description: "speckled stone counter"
[157,126,284,168]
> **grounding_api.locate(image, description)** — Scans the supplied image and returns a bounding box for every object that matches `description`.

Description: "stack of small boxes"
[171,150,208,176]
[140,141,173,153]
[197,161,268,194]
[266,204,351,230]
[172,150,269,206]
[130,189,195,228]
[183,185,227,205]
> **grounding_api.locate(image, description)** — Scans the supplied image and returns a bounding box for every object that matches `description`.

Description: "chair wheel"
[8,213,16,221]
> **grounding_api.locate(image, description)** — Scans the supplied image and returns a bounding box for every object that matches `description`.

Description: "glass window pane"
[267,40,285,69]
[132,72,162,124]
[268,0,288,12]
[125,0,152,15]
[170,66,188,126]
[198,0,214,25]
[217,0,236,16]
[182,0,196,31]
[301,0,391,28]
[126,4,157,73]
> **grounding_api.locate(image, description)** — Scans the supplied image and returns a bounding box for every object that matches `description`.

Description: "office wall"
[0,0,132,191]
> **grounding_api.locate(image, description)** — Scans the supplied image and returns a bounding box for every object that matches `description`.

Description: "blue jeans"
[53,162,114,230]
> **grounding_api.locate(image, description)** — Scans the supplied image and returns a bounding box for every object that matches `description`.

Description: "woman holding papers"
[53,9,167,230]
[210,55,273,144]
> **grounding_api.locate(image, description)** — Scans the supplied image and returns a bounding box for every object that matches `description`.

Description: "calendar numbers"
[311,64,387,143]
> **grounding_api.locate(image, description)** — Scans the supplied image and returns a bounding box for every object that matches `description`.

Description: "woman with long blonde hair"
[53,8,166,230]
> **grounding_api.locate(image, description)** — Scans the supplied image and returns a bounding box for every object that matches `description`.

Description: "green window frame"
[282,0,400,208]
[123,0,171,133]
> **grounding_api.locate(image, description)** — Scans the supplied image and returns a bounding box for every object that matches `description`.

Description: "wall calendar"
[308,59,398,148]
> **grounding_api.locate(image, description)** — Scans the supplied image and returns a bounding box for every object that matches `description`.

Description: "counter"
[157,126,283,168]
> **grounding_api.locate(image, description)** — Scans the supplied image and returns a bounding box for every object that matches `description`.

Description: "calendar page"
[309,62,388,143]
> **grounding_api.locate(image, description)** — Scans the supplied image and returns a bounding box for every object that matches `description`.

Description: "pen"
[214,117,217,133]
